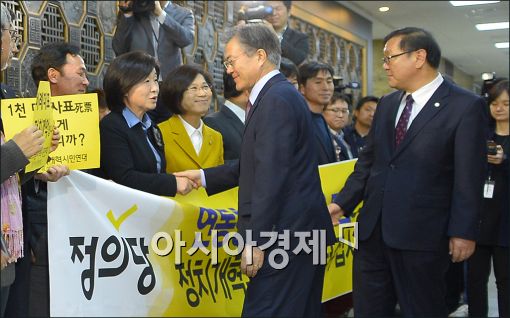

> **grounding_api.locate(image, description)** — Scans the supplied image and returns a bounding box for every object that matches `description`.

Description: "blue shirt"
[122,107,162,173]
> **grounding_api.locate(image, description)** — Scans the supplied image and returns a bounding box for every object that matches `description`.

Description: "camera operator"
[112,1,195,80]
[263,1,309,66]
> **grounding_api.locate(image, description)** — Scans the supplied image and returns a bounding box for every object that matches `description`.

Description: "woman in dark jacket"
[100,51,194,196]
[467,79,509,318]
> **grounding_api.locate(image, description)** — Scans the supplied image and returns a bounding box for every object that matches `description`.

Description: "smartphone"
[487,140,498,155]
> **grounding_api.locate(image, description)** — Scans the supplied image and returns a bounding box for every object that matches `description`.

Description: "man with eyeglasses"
[323,92,353,161]
[328,27,487,317]
[176,23,335,317]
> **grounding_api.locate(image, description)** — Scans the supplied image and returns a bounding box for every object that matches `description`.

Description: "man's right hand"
[12,125,45,159]
[174,170,202,188]
[328,203,344,225]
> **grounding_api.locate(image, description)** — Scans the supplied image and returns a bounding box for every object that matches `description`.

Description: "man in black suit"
[176,23,335,317]
[264,1,309,66]
[328,27,487,317]
[203,71,248,162]
[299,61,337,165]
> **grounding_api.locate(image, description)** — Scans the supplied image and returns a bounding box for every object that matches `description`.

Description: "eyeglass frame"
[381,50,416,64]
[185,84,212,94]
[223,52,248,70]
[2,27,21,47]
[325,108,350,115]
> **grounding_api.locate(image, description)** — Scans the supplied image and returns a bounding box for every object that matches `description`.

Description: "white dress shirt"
[178,115,203,155]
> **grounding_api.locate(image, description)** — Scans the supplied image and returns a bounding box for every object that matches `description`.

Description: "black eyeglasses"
[382,50,416,64]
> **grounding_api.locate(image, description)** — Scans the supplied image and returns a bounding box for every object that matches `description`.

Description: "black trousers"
[353,220,450,317]
[241,251,326,317]
[467,245,509,318]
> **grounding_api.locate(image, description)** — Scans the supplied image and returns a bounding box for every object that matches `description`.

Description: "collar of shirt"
[249,69,280,106]
[276,24,288,42]
[122,107,153,131]
[224,99,246,124]
[396,72,444,127]
[178,115,203,138]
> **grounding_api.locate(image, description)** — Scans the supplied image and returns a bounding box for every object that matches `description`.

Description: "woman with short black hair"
[100,51,194,196]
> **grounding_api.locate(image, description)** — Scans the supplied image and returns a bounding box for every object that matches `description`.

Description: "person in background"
[264,1,309,66]
[343,95,378,157]
[91,88,110,121]
[99,51,195,196]
[298,61,336,165]
[279,57,299,89]
[1,10,68,316]
[323,92,353,161]
[204,71,247,162]
[467,79,509,318]
[113,0,195,124]
[158,64,224,172]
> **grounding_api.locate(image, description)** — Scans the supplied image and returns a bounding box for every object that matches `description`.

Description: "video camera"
[333,76,360,93]
[119,0,155,18]
[238,5,273,23]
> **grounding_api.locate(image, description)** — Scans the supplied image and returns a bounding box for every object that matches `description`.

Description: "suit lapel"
[391,81,451,159]
[140,18,156,55]
[198,126,214,162]
[221,105,244,136]
[244,73,286,131]
[168,116,201,166]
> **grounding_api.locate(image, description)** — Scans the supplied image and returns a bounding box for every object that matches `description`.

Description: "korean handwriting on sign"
[69,236,155,300]
[52,100,93,114]
[196,207,238,248]
[175,255,247,307]
[6,101,27,118]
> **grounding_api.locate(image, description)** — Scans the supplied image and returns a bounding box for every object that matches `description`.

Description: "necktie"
[395,94,414,147]
[245,100,253,121]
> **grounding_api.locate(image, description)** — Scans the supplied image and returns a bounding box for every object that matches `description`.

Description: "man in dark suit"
[264,1,309,65]
[203,71,248,162]
[328,27,487,317]
[299,61,337,165]
[176,24,335,317]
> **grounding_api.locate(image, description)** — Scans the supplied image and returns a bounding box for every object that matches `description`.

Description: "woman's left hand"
[488,145,505,165]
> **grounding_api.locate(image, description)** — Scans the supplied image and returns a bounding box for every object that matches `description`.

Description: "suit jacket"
[158,115,223,173]
[112,2,195,79]
[204,73,335,246]
[203,104,244,161]
[281,27,309,66]
[312,112,337,165]
[99,111,177,196]
[334,79,487,251]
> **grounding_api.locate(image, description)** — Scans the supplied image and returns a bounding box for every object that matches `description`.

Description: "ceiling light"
[475,22,509,31]
[450,1,500,6]
[379,6,390,12]
[495,42,509,49]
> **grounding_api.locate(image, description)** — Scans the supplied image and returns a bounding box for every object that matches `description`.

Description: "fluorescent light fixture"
[379,6,390,12]
[495,42,509,48]
[450,1,499,6]
[476,22,509,31]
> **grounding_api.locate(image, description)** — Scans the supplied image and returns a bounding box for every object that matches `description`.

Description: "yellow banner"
[1,89,100,171]
[48,161,359,316]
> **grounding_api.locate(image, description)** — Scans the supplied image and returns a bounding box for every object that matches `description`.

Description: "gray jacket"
[112,2,195,79]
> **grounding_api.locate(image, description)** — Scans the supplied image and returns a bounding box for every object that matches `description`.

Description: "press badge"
[483,180,495,198]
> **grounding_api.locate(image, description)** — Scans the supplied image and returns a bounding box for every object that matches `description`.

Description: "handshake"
[173,170,202,196]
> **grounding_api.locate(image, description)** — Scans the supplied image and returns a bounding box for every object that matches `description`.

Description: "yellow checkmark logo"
[107,204,138,231]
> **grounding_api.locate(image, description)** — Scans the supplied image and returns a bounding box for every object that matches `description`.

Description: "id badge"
[483,180,495,198]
